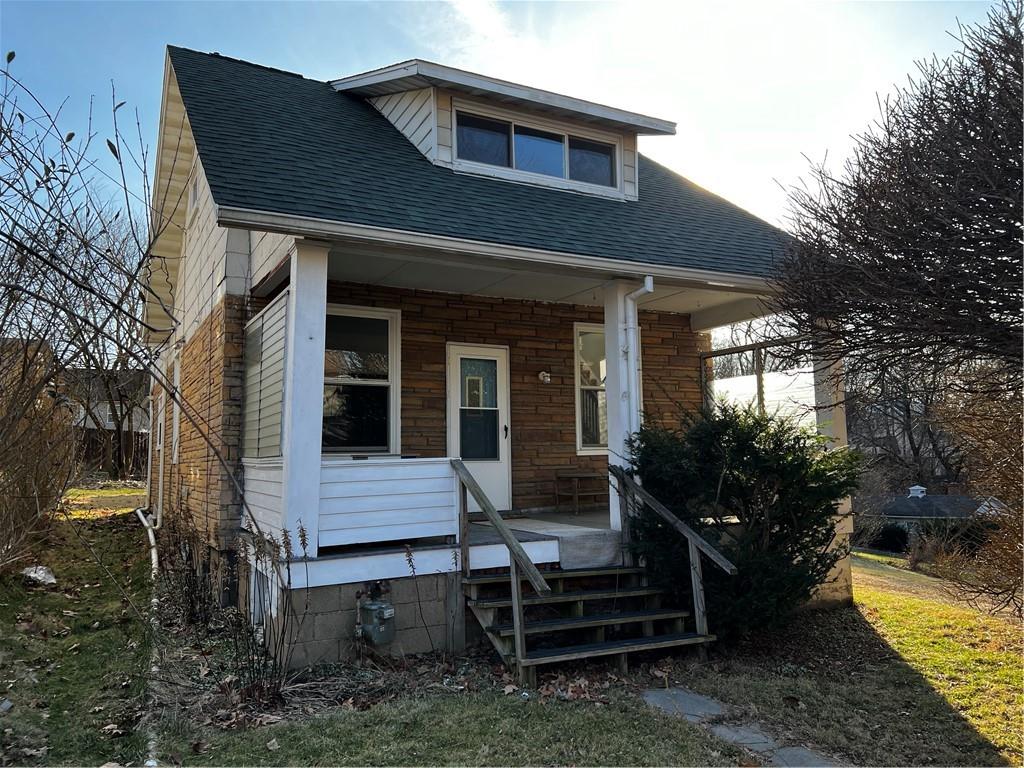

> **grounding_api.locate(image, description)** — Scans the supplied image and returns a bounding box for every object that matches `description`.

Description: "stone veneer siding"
[152,294,247,550]
[326,281,706,511]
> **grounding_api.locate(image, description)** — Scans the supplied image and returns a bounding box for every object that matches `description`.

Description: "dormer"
[331,60,675,202]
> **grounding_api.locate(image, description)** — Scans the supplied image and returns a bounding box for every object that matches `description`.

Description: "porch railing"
[451,459,551,665]
[609,465,737,637]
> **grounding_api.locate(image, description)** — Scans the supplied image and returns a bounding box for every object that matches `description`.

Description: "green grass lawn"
[854,554,1022,763]
[674,554,1023,766]
[0,487,151,765]
[158,693,739,767]
[852,548,909,569]
[852,547,944,578]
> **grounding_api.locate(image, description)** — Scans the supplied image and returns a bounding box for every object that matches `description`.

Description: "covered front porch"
[239,236,771,581]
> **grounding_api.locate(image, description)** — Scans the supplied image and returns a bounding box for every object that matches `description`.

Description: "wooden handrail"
[609,465,738,576]
[451,459,551,595]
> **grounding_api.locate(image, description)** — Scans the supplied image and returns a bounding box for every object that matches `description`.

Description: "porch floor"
[466,522,557,547]
[478,512,622,570]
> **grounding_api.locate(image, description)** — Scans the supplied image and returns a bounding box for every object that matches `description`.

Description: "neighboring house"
[145,49,852,680]
[62,368,149,477]
[858,484,1004,527]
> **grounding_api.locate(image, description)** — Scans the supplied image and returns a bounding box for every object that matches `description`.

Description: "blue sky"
[1,0,993,224]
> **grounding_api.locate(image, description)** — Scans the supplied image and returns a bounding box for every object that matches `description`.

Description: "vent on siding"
[243,291,288,458]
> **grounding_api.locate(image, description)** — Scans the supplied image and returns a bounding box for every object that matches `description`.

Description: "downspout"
[134,506,160,767]
[144,387,155,515]
[624,276,654,436]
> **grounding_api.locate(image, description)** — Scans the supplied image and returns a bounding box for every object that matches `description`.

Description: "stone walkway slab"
[771,746,839,767]
[642,687,725,723]
[644,686,840,766]
[710,722,778,752]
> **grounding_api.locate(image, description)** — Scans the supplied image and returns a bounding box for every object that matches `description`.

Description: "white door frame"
[445,342,512,511]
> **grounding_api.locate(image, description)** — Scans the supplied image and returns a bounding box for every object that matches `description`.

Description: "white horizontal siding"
[318,457,457,547]
[242,458,283,537]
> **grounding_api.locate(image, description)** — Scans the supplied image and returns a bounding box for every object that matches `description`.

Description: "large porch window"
[322,305,401,453]
[574,323,608,454]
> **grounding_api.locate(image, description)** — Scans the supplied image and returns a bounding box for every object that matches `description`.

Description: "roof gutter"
[216,205,774,295]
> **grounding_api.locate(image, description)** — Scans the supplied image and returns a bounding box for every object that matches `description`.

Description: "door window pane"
[460,359,497,408]
[460,408,499,461]
[457,113,510,167]
[323,384,389,451]
[324,315,388,380]
[580,389,607,448]
[459,357,498,461]
[569,136,615,187]
[514,126,564,178]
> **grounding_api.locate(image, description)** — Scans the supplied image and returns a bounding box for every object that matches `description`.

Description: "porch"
[239,237,771,570]
[236,237,846,675]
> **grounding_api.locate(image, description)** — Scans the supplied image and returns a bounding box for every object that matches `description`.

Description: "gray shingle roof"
[167,46,787,279]
[859,495,982,520]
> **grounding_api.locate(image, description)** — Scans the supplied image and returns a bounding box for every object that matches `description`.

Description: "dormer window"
[514,126,564,178]
[457,113,510,166]
[568,137,615,187]
[455,108,617,189]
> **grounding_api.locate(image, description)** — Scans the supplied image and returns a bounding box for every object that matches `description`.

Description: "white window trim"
[323,304,402,456]
[573,322,643,455]
[574,322,608,456]
[452,97,626,200]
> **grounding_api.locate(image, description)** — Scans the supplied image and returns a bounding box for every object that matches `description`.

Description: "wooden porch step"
[518,632,715,667]
[468,586,663,610]
[488,608,690,637]
[463,566,644,587]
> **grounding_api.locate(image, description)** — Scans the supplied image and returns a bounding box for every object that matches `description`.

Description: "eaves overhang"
[330,59,676,136]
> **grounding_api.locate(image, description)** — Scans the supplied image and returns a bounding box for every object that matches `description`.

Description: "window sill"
[452,159,627,201]
[576,447,608,457]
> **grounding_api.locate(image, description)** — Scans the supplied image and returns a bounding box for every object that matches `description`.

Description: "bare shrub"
[932,385,1022,616]
[155,504,311,706]
[0,339,78,571]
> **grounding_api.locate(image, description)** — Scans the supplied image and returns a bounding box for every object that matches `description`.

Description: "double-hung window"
[574,324,607,454]
[455,108,618,189]
[322,306,401,454]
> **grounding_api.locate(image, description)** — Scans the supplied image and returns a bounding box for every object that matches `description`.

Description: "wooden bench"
[554,469,606,515]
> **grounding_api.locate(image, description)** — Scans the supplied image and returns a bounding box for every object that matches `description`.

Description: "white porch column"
[813,358,848,447]
[813,355,854,603]
[604,281,632,531]
[280,240,329,558]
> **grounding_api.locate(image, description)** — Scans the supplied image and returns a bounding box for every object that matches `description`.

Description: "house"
[857,485,1004,527]
[144,48,853,681]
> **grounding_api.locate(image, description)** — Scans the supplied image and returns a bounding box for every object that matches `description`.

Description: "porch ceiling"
[324,243,765,324]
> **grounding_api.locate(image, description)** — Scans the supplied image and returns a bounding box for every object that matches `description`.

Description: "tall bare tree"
[771,2,1023,615]
[0,50,177,564]
[772,2,1022,396]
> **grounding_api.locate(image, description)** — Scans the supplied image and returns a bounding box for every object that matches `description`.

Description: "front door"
[446,344,512,511]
